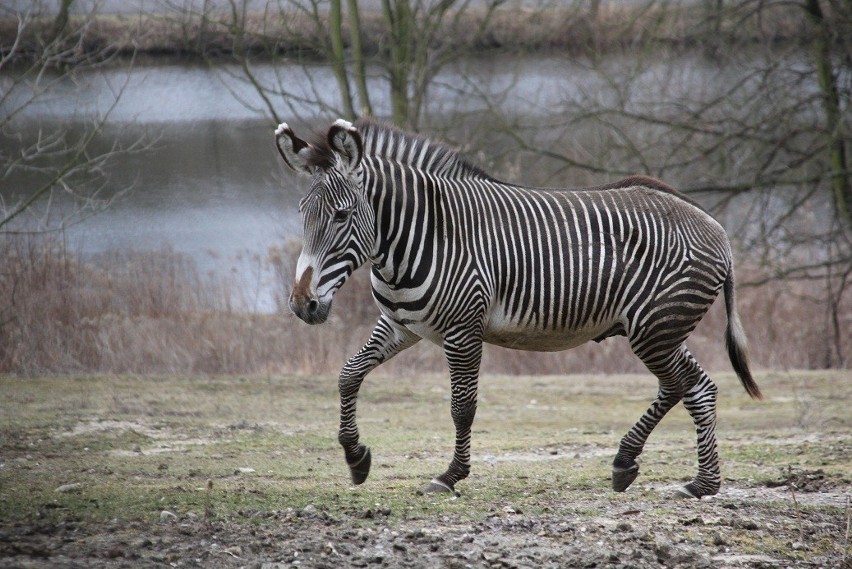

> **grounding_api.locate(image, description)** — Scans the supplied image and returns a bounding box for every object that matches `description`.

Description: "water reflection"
[5,56,584,124]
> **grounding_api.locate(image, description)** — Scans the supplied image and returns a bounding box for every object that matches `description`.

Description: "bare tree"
[481,0,851,366]
[1,1,148,234]
[1,0,150,348]
[803,0,851,226]
[206,0,506,129]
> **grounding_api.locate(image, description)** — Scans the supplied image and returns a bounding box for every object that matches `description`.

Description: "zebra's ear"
[327,119,363,172]
[275,122,314,176]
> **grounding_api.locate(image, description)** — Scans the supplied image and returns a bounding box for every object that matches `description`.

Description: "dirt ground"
[0,372,849,568]
[1,480,849,568]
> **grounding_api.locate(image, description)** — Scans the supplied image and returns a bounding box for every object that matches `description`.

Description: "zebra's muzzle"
[289,266,333,324]
[289,293,332,324]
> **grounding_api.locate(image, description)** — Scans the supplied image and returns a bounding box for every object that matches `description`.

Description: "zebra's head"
[275,119,371,325]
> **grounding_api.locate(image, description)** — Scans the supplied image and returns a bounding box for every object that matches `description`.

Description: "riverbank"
[2,2,813,64]
[0,238,844,376]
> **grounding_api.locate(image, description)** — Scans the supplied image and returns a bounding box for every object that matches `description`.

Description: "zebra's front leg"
[421,331,483,495]
[338,317,420,485]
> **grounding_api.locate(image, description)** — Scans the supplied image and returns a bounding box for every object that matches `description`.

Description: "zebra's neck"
[361,156,442,289]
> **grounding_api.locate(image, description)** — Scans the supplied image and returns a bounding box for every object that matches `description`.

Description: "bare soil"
[1,479,849,568]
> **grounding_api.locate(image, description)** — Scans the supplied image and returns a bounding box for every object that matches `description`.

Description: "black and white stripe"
[276,118,762,499]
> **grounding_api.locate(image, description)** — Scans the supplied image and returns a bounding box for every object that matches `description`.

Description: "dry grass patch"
[1,238,848,377]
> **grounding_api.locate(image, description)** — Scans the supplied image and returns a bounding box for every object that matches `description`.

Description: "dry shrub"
[1,2,813,63]
[1,237,252,374]
[0,235,386,376]
[0,235,847,377]
[259,244,851,378]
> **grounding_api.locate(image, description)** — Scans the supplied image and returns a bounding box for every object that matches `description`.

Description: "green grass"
[0,371,849,526]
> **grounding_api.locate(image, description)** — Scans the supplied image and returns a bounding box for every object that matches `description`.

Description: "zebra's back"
[461,179,732,351]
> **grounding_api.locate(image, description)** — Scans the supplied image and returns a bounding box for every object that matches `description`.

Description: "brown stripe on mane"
[589,175,707,213]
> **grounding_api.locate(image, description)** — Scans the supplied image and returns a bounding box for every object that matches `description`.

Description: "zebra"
[275,118,762,499]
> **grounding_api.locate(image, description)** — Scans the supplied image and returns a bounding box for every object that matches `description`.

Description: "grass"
[1,371,848,526]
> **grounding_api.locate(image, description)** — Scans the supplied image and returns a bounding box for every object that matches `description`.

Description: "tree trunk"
[382,0,413,127]
[347,0,373,117]
[330,0,356,120]
[590,0,602,21]
[804,0,852,226]
[702,0,724,59]
[51,0,74,42]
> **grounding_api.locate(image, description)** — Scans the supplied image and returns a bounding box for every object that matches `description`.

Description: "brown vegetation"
[0,235,846,377]
[0,1,818,63]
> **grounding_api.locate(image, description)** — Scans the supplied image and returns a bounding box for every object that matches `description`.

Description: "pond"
[1,51,825,311]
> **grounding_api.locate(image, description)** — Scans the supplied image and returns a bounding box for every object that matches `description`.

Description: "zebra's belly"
[482,316,615,352]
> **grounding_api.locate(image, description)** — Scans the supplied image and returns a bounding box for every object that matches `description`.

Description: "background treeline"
[0,1,823,62]
[1,0,850,376]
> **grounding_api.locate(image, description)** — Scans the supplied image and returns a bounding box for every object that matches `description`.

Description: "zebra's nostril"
[307,299,319,314]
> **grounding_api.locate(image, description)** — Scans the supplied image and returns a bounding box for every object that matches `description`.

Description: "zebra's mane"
[357,120,493,179]
[307,121,705,213]
[309,119,493,180]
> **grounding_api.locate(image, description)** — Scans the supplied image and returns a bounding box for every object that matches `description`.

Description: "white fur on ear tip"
[275,122,289,135]
[333,118,355,131]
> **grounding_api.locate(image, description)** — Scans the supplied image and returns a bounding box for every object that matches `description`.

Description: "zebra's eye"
[333,209,351,223]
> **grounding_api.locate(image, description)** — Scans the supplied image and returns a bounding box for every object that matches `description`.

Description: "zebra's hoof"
[673,485,701,500]
[417,479,459,497]
[347,444,371,485]
[612,463,640,492]
[674,481,719,500]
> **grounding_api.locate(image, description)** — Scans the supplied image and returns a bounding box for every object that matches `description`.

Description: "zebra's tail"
[723,267,762,400]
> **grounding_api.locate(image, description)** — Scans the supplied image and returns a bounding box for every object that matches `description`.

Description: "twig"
[786,467,804,544]
[204,479,214,526]
[221,548,242,559]
[787,477,805,544]
[843,494,850,567]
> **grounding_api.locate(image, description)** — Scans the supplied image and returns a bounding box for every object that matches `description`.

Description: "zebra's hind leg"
[677,372,721,499]
[612,385,684,492]
[612,345,694,493]
[614,343,722,498]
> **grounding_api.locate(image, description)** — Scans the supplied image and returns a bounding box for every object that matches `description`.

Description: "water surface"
[2,52,821,310]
